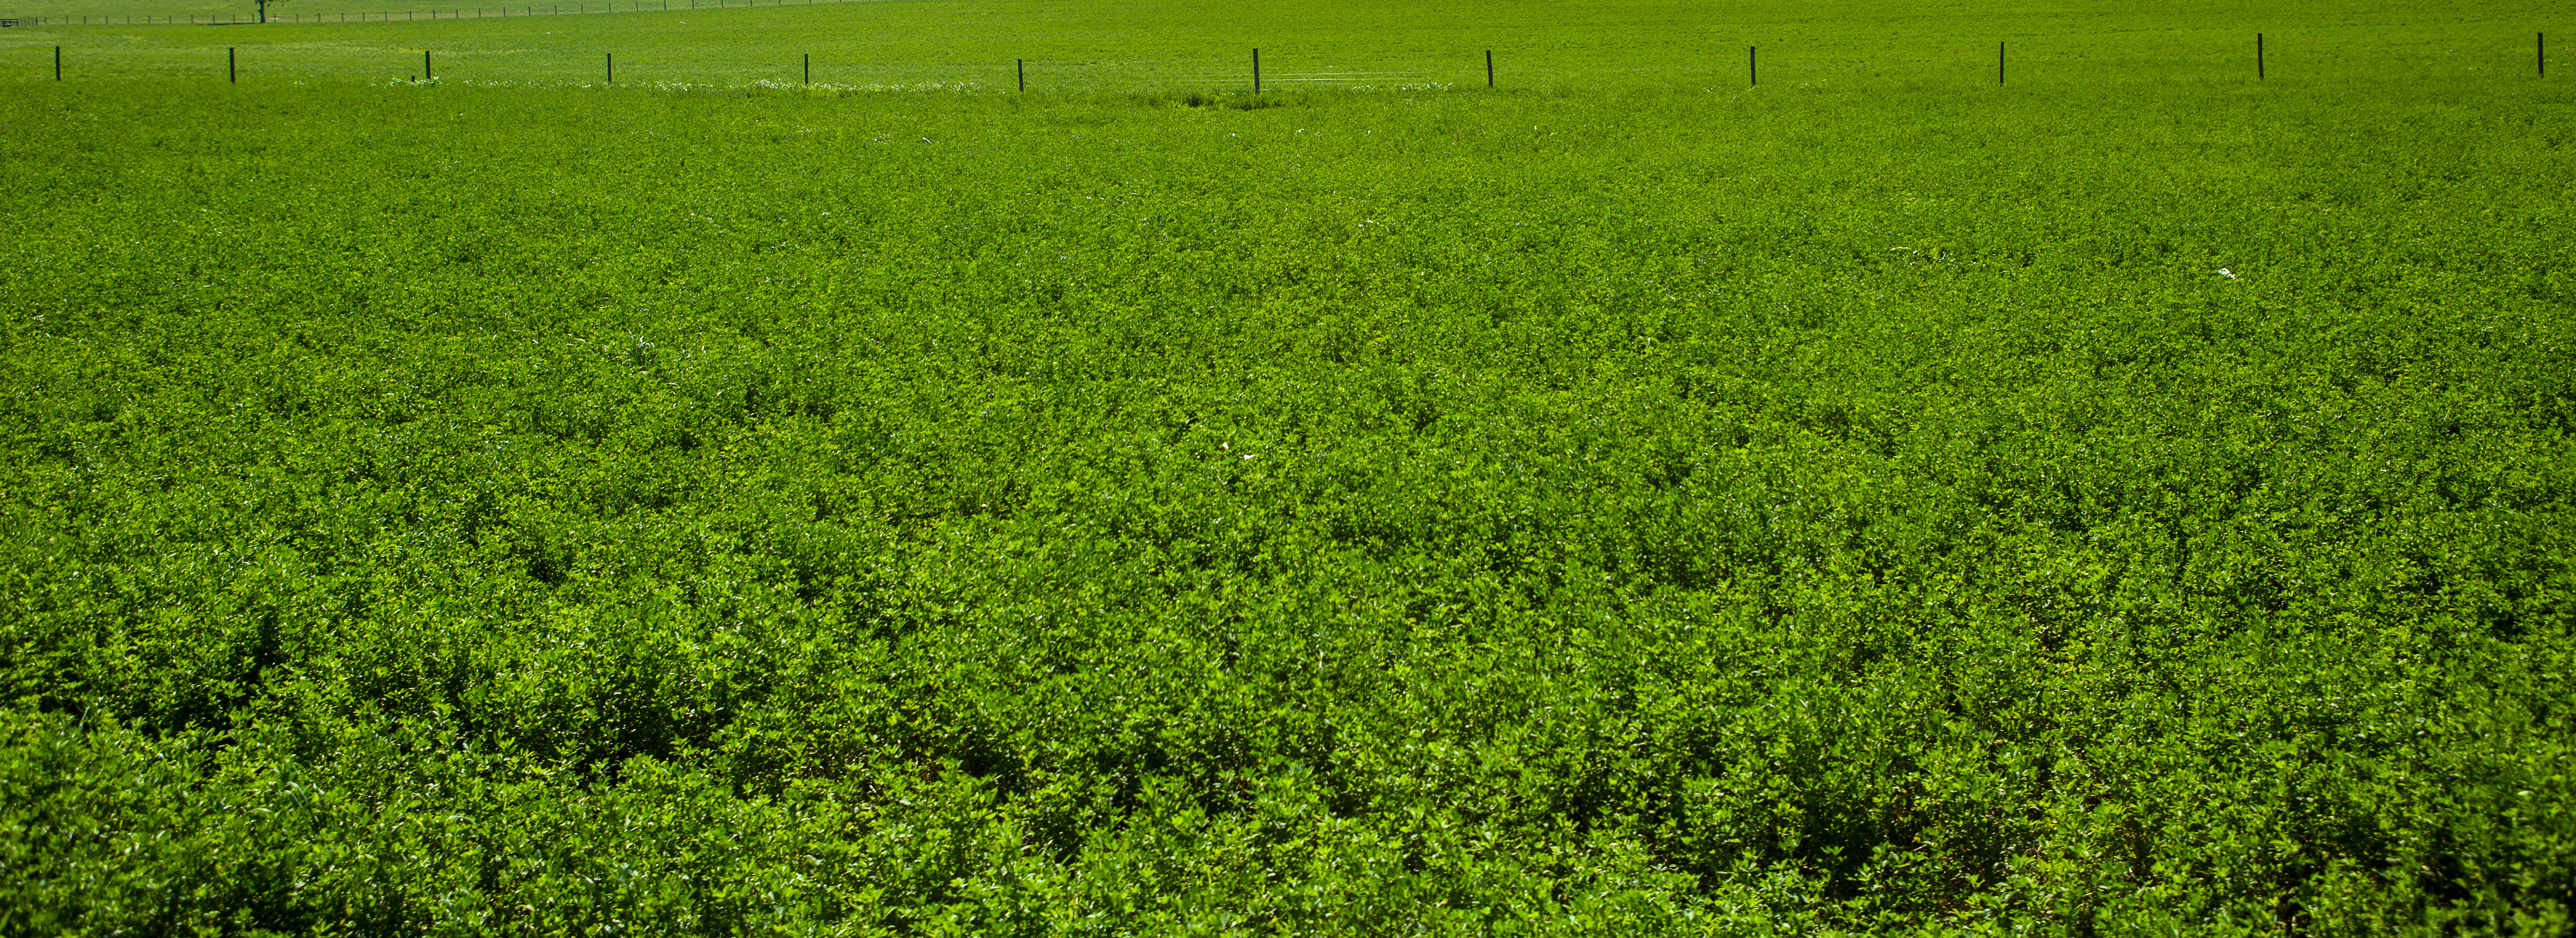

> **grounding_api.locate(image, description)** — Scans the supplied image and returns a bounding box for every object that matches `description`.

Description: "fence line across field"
[5,5,2557,89]
[25,33,2558,87]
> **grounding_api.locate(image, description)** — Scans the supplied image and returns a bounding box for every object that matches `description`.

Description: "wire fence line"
[11,29,2550,91]
[16,37,1495,90]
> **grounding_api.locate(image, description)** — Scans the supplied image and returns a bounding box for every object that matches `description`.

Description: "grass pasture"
[2,0,2574,933]
[0,0,2560,89]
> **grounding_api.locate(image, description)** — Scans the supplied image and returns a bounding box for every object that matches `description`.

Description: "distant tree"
[256,0,287,21]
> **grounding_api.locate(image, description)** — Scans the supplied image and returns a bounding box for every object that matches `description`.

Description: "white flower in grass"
[2218,268,2237,280]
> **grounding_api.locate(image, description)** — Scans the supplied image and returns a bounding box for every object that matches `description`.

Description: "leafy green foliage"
[1,5,2573,932]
